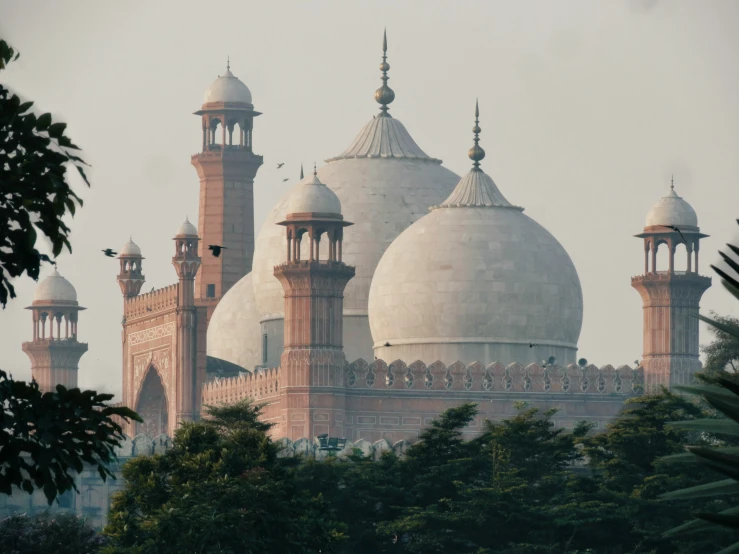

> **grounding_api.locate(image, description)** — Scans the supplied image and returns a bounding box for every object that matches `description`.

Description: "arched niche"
[136,366,169,437]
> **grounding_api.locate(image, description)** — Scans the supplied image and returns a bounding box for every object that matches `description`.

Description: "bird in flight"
[276,162,285,169]
[102,248,117,257]
[658,225,687,242]
[282,178,289,182]
[209,245,227,257]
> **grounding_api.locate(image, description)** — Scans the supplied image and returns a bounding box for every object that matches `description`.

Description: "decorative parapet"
[345,359,643,395]
[202,368,281,407]
[276,437,411,460]
[124,284,178,319]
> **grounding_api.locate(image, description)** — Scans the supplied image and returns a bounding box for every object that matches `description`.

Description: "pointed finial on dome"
[671,174,674,191]
[226,56,230,71]
[374,28,395,116]
[300,163,304,180]
[313,161,317,177]
[468,98,486,170]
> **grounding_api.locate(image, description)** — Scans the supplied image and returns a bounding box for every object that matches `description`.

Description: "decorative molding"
[128,322,176,349]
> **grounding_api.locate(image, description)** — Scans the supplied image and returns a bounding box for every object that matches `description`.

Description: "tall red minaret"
[191,60,263,317]
[22,270,88,392]
[274,166,355,440]
[632,181,711,391]
[171,218,202,425]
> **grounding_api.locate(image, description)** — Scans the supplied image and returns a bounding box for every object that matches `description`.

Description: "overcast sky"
[1,0,738,398]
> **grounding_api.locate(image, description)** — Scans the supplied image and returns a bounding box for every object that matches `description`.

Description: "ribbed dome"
[207,273,262,372]
[175,217,198,237]
[286,171,342,215]
[203,67,252,105]
[34,270,77,304]
[251,133,459,363]
[368,106,582,366]
[119,238,142,257]
[645,186,698,228]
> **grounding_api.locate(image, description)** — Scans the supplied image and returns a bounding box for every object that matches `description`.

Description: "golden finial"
[300,163,304,180]
[374,28,395,116]
[468,99,485,169]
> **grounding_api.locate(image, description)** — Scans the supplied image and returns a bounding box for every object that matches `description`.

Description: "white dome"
[286,172,342,215]
[207,273,262,371]
[34,269,77,304]
[176,218,198,237]
[203,68,252,105]
[252,119,459,310]
[645,186,698,228]
[368,165,583,366]
[119,238,141,257]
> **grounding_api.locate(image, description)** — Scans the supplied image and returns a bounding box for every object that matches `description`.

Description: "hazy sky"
[1,0,738,398]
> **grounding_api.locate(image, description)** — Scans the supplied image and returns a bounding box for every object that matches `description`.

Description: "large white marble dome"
[368,107,583,366]
[248,72,460,366]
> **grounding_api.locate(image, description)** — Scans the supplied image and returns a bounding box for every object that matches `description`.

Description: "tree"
[0,512,108,554]
[696,313,739,384]
[104,401,345,554]
[0,38,90,307]
[584,390,737,553]
[0,370,140,504]
[658,226,739,552]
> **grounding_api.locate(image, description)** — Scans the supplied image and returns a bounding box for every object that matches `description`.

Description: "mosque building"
[21,34,712,444]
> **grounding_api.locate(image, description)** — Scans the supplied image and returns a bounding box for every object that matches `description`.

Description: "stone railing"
[202,368,281,406]
[124,284,178,319]
[344,359,643,395]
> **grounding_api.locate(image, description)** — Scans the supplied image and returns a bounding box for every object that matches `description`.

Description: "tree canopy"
[0,38,90,307]
[104,401,345,554]
[0,369,140,504]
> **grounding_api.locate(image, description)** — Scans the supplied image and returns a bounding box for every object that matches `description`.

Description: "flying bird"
[276,162,285,169]
[282,178,289,182]
[208,245,227,258]
[102,248,117,257]
[658,225,687,243]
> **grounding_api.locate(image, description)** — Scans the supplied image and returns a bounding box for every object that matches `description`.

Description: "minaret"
[22,270,88,392]
[172,218,202,424]
[117,238,145,299]
[274,165,355,440]
[632,181,711,390]
[191,60,263,312]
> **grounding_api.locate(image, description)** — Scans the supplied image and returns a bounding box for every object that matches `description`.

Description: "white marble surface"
[34,269,78,303]
[645,187,698,228]
[203,68,252,105]
[206,272,262,371]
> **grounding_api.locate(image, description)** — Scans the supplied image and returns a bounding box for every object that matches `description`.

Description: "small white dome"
[34,269,77,304]
[286,172,342,215]
[203,68,252,105]
[207,273,262,371]
[119,238,141,257]
[645,187,698,228]
[176,218,198,237]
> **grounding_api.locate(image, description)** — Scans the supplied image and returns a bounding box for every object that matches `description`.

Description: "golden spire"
[468,99,485,170]
[374,28,395,116]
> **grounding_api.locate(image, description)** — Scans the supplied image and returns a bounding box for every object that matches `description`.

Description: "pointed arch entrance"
[136,366,169,436]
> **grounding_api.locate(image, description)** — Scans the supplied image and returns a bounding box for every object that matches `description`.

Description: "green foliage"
[0,512,108,553]
[0,38,90,307]
[696,314,739,384]
[657,222,739,552]
[104,400,345,554]
[0,369,140,504]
